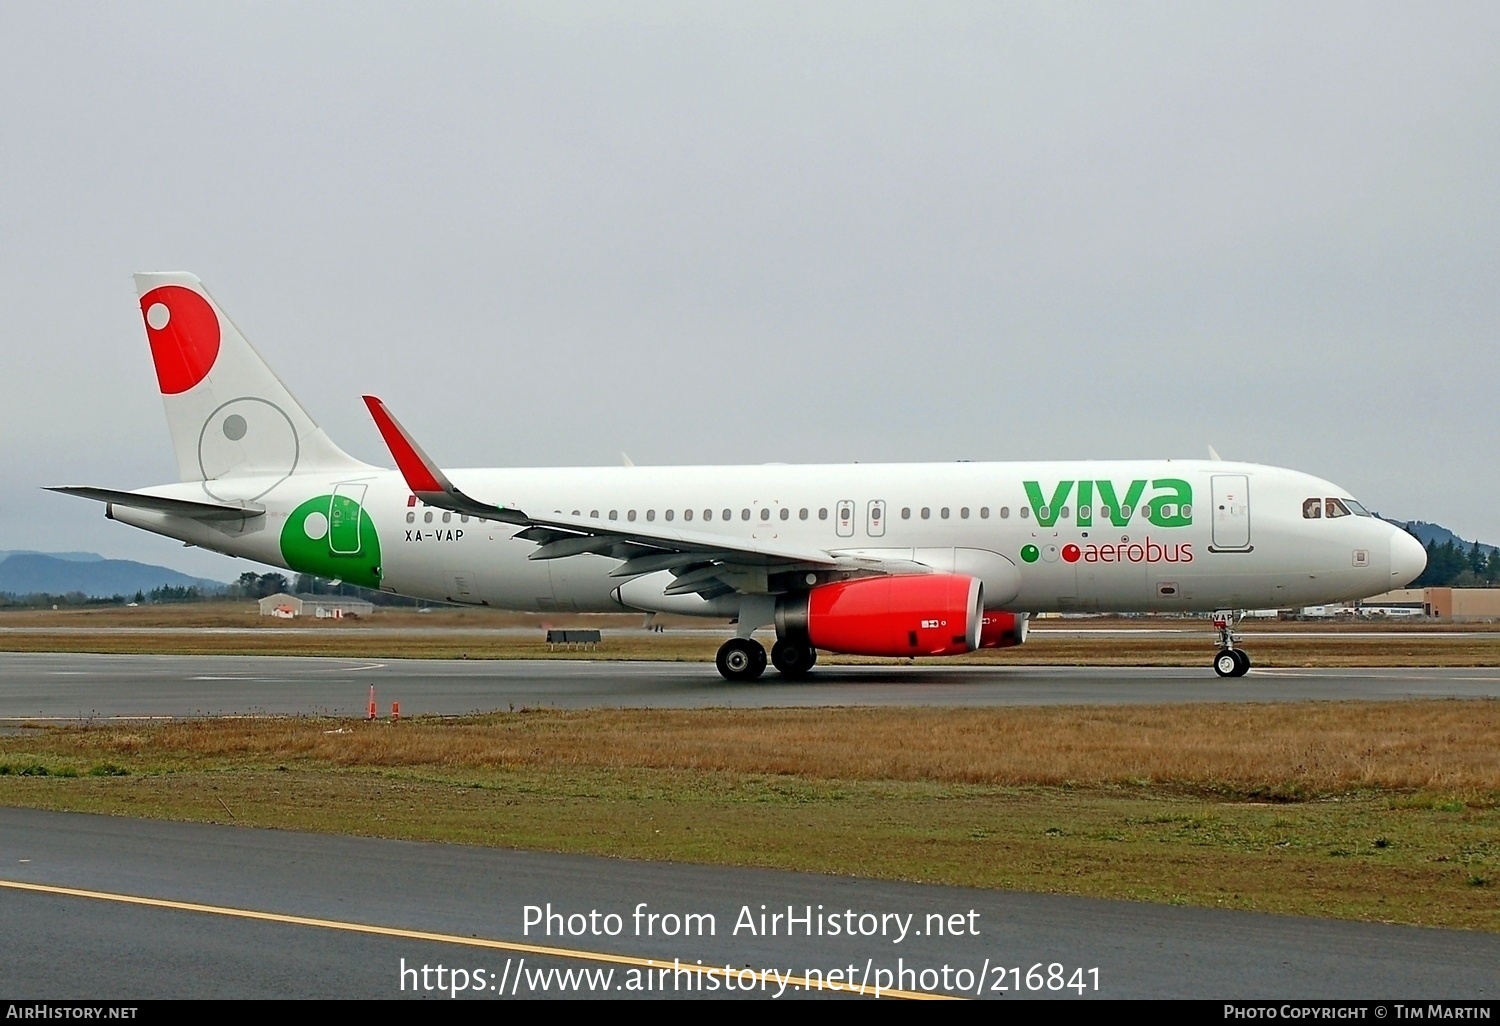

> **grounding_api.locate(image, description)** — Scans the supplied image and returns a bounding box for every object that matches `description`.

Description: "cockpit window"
[1302,497,1322,519]
[1325,498,1351,519]
[1344,498,1372,516]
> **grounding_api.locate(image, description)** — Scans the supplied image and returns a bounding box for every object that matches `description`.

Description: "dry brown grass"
[37,701,1500,796]
[0,603,698,630]
[6,703,1498,930]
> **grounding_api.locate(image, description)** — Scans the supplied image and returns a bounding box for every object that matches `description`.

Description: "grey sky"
[1,3,1496,579]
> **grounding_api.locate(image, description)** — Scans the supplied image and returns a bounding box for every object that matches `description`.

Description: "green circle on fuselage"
[278,494,382,588]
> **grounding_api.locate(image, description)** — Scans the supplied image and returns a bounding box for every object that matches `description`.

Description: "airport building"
[258,593,375,619]
[1419,587,1500,621]
[1324,587,1500,621]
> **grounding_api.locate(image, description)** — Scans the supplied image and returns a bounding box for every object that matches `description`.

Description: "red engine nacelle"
[978,610,1028,649]
[775,574,984,657]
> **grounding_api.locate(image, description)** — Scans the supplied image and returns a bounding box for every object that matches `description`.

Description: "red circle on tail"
[1062,544,1081,563]
[139,285,220,394]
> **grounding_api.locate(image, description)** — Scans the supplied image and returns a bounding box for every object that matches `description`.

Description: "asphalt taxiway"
[1,652,1499,719]
[1,807,1495,1000]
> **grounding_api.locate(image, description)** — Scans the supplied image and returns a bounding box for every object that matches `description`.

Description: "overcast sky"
[2,2,1497,579]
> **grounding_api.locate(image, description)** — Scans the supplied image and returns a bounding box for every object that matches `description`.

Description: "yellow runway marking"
[0,878,952,1000]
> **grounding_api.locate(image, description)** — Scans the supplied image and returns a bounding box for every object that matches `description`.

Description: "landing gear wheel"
[1211,610,1250,678]
[716,638,767,682]
[770,640,817,678]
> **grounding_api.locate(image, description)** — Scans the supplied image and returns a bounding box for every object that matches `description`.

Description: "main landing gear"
[1212,611,1251,678]
[716,638,766,681]
[714,638,817,682]
[770,639,817,679]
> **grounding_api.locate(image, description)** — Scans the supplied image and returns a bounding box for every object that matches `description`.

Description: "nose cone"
[1389,530,1427,587]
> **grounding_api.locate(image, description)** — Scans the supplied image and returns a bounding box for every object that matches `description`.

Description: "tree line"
[1411,537,1500,588]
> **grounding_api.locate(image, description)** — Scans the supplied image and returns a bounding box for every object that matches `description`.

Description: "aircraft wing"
[362,396,854,597]
[46,486,266,522]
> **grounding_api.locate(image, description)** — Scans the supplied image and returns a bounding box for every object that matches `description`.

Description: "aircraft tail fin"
[133,272,367,495]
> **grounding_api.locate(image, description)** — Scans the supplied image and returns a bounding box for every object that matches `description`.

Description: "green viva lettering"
[1023,478,1193,529]
[279,494,383,588]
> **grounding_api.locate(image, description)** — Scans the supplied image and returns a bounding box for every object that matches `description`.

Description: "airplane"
[50,273,1428,681]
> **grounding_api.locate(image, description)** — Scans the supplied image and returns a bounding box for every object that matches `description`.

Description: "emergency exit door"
[329,484,366,555]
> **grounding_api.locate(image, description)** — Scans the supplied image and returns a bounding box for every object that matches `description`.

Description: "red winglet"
[361,395,448,495]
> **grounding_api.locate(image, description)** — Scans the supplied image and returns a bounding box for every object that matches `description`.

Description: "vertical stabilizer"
[134,272,368,499]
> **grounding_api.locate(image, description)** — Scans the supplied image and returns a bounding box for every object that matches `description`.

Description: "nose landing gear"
[1212,611,1250,677]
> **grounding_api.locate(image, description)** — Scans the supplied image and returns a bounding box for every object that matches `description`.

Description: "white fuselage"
[109,458,1423,614]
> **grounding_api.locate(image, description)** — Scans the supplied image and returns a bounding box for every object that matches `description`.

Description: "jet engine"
[774,573,984,657]
[978,610,1028,648]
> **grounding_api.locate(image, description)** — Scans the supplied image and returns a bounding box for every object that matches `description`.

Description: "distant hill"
[0,554,226,598]
[1393,521,1497,559]
[0,550,104,563]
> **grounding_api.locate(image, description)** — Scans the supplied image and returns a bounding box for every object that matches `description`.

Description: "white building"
[257,593,374,619]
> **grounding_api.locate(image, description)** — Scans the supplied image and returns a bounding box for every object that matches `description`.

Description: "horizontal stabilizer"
[46,486,266,521]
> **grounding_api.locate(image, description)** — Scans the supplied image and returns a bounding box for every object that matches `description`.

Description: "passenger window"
[1181,504,1191,518]
[1038,506,1050,520]
[405,512,415,524]
[760,508,770,521]
[462,515,471,523]
[980,507,989,519]
[818,508,828,520]
[1098,505,1111,520]
[645,510,655,522]
[779,507,789,520]
[901,507,911,519]
[941,507,950,519]
[723,509,732,521]
[1303,498,1322,519]
[1000,506,1008,519]
[424,511,433,523]
[1159,504,1174,519]
[799,508,808,520]
[1019,507,1028,519]
[684,509,693,521]
[442,511,451,523]
[664,510,673,521]
[609,510,618,520]
[921,507,931,519]
[1140,505,1151,519]
[741,509,750,521]
[1079,506,1090,520]
[1326,498,1351,518]
[628,510,637,522]
[960,507,969,519]
[590,510,599,519]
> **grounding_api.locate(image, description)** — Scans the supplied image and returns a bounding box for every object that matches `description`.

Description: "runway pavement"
[1,807,1495,1000]
[1,652,1500,719]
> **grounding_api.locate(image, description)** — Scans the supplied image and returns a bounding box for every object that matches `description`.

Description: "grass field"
[2,702,1496,930]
